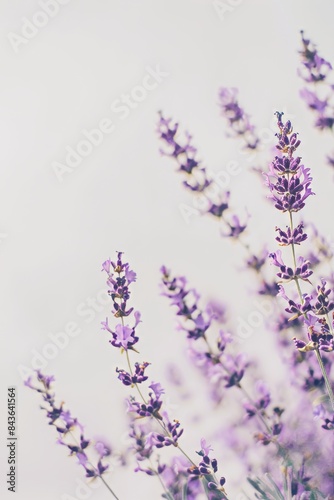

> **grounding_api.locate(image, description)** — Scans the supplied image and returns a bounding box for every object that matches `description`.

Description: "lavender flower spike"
[266,112,334,410]
[157,111,247,237]
[298,31,334,167]
[25,371,119,499]
[101,252,140,351]
[102,252,229,499]
[218,87,260,150]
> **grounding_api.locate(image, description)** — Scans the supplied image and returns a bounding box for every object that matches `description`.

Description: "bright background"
[1,1,334,499]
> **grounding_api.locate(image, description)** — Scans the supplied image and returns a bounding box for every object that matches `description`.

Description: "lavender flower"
[218,88,260,150]
[299,31,332,84]
[298,31,334,167]
[25,371,118,498]
[160,456,202,499]
[101,252,140,351]
[102,252,229,499]
[266,112,334,410]
[160,266,290,450]
[269,250,312,283]
[157,112,247,237]
[116,361,150,386]
[187,440,227,498]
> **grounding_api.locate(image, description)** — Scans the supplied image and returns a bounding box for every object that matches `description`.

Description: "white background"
[1,1,334,499]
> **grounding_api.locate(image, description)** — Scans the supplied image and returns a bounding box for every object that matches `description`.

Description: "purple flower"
[102,252,141,351]
[298,31,334,168]
[217,329,232,353]
[187,441,227,498]
[221,214,247,238]
[126,390,163,419]
[218,87,260,149]
[267,112,334,418]
[157,111,247,237]
[116,362,150,386]
[265,164,314,213]
[149,381,165,399]
[314,405,334,430]
[275,223,307,246]
[161,266,213,340]
[110,324,139,350]
[299,88,328,112]
[222,353,248,388]
[25,371,112,483]
[160,456,202,499]
[312,279,334,315]
[269,250,313,283]
[278,285,312,319]
[145,419,184,448]
[207,195,230,218]
[299,31,332,83]
[243,381,271,418]
[103,251,136,318]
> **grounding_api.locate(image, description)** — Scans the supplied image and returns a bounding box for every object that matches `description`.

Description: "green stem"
[287,210,334,411]
[125,346,197,468]
[99,475,120,500]
[148,458,175,500]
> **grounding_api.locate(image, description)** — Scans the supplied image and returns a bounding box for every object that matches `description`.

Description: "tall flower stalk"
[266,112,334,410]
[157,112,247,237]
[299,31,334,131]
[101,252,228,499]
[160,267,333,496]
[218,87,260,150]
[298,31,334,168]
[160,266,285,446]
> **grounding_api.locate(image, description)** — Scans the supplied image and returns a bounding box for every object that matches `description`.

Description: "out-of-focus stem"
[203,334,287,456]
[148,458,175,500]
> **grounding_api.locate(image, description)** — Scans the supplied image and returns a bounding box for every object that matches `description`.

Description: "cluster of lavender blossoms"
[266,112,334,412]
[157,112,247,237]
[298,31,334,167]
[25,371,118,498]
[101,252,228,500]
[25,30,334,499]
[159,267,292,449]
[160,266,334,497]
[218,88,260,150]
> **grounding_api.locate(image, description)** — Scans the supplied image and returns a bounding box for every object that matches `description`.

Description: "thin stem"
[124,345,197,468]
[99,475,120,500]
[68,431,119,499]
[148,458,175,500]
[315,349,334,410]
[326,313,334,336]
[125,348,223,499]
[203,335,277,440]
